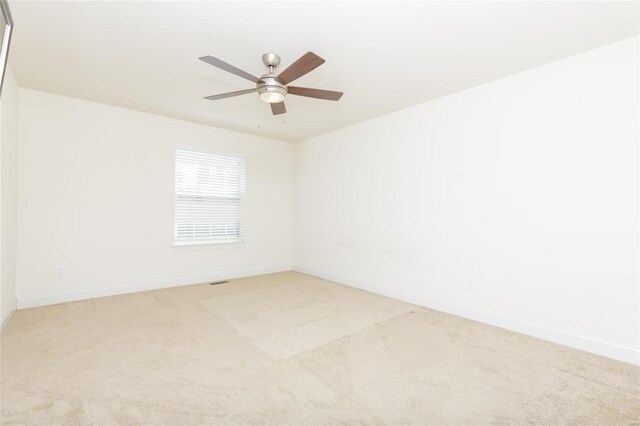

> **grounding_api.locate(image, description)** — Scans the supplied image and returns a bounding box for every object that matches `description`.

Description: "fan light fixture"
[259,88,285,104]
[258,83,287,104]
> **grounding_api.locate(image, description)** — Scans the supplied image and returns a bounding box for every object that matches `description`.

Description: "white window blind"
[174,147,246,245]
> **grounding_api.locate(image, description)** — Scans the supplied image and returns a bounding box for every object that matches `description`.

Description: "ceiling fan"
[199,52,343,115]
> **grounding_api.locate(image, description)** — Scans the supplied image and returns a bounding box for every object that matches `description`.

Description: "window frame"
[172,144,247,248]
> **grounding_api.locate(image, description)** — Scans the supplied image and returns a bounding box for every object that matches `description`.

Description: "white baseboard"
[294,266,640,366]
[1,303,16,334]
[16,266,292,310]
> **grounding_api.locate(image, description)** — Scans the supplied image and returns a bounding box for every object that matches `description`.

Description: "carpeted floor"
[1,272,638,424]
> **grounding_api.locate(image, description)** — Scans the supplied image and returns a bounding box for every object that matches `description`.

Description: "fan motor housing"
[256,75,287,102]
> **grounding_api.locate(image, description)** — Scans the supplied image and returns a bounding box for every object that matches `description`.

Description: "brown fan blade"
[287,86,343,101]
[199,55,262,83]
[204,88,257,101]
[276,52,325,85]
[270,102,287,115]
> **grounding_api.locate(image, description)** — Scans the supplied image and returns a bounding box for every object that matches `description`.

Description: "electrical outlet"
[466,280,474,290]
[55,266,64,277]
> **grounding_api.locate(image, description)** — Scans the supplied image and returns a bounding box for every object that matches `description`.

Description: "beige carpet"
[1,272,638,424]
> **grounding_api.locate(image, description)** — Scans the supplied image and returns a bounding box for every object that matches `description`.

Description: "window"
[174,146,246,245]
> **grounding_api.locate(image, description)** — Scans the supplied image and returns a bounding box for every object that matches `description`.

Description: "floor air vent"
[209,280,229,286]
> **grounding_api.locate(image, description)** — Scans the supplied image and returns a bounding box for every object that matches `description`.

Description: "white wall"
[16,89,293,307]
[1,67,20,329]
[294,37,639,364]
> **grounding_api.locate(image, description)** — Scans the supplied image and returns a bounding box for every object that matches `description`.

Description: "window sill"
[172,240,247,250]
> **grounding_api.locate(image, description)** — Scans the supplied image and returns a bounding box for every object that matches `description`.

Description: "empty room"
[0,0,638,424]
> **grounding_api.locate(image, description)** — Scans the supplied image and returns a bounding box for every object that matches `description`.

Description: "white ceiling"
[9,1,639,142]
